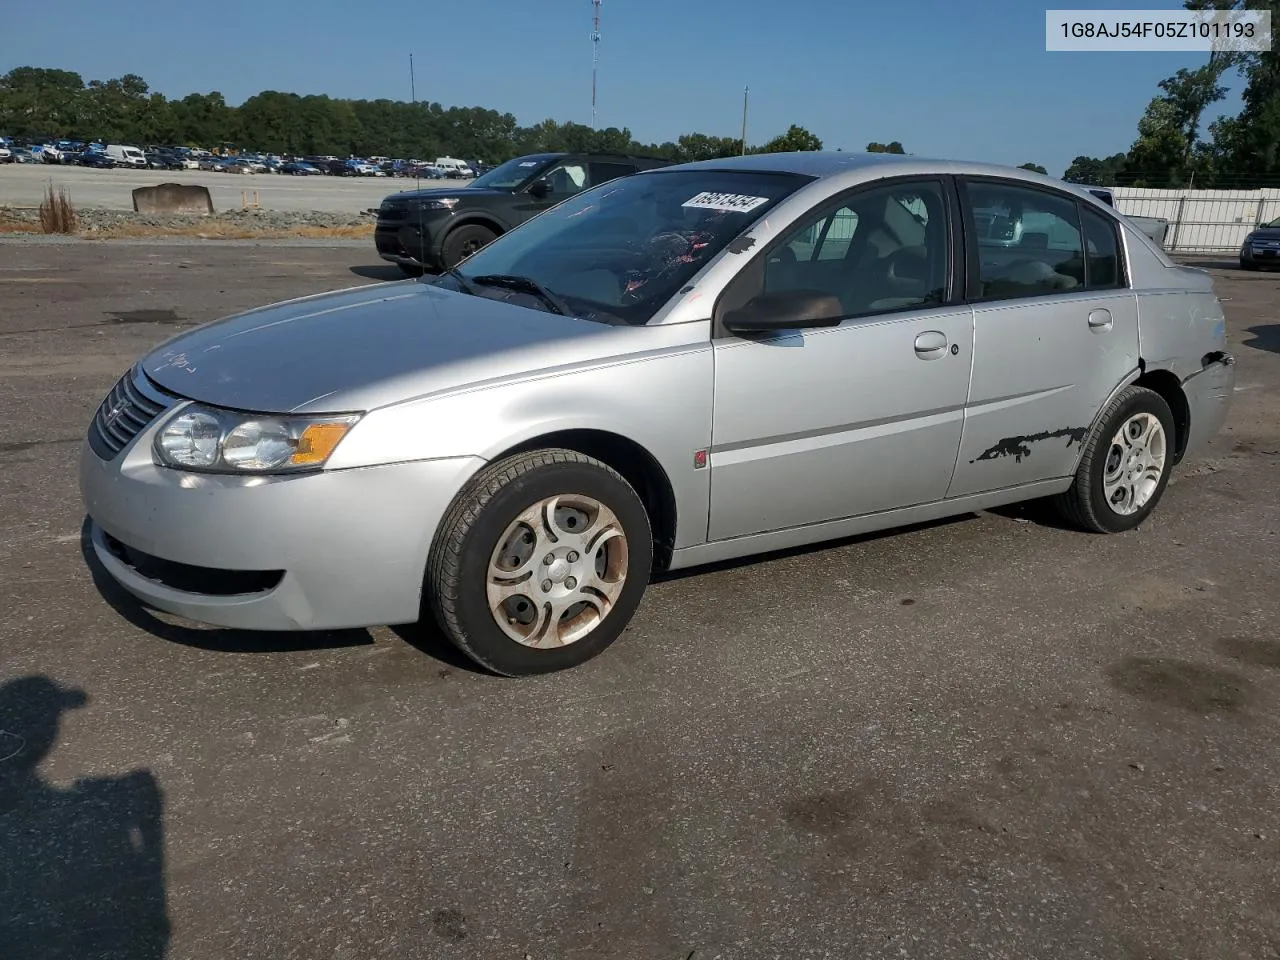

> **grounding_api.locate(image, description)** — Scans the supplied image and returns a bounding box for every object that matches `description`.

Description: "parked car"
[1238,216,1280,269]
[280,161,322,176]
[9,148,37,163]
[375,151,674,273]
[79,153,1235,676]
[1083,187,1169,248]
[0,144,10,162]
[145,151,185,171]
[434,156,473,178]
[106,144,147,168]
[77,152,116,169]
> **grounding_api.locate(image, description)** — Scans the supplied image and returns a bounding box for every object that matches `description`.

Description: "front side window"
[439,170,809,325]
[755,180,949,318]
[965,181,1085,299]
[541,162,589,198]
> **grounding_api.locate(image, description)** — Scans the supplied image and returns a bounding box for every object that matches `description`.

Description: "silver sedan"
[80,153,1236,675]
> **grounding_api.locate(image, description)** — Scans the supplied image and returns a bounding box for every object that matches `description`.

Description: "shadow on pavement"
[1245,324,1280,355]
[79,518,373,654]
[0,676,170,959]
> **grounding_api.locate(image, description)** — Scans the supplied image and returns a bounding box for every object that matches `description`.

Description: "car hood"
[141,281,637,414]
[386,186,511,204]
[1249,227,1280,240]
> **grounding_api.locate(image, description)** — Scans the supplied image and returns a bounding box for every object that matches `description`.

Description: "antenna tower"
[591,0,602,130]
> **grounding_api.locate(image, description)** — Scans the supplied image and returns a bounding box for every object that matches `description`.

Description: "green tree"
[866,141,905,153]
[1063,153,1127,185]
[1018,162,1048,174]
[757,124,822,153]
[0,67,86,136]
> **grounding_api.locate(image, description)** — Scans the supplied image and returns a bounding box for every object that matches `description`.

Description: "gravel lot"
[0,163,451,213]
[1,243,1278,960]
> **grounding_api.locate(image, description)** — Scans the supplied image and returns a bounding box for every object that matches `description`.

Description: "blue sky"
[3,0,1244,176]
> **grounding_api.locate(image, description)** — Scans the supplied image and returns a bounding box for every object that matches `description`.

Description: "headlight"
[414,197,460,211]
[154,404,360,474]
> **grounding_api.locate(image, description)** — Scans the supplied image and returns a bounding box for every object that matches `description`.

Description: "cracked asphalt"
[1,241,1278,960]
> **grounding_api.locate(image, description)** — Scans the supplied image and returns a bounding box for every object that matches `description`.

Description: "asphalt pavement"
[1,242,1278,960]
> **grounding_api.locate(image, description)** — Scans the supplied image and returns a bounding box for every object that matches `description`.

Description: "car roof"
[657,151,1108,201]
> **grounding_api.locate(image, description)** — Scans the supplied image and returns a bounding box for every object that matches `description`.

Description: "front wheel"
[426,449,652,676]
[441,224,497,269]
[1054,385,1175,533]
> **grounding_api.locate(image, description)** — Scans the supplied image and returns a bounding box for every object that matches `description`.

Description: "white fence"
[1111,187,1280,254]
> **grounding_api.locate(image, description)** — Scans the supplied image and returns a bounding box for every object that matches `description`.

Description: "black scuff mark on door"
[727,236,756,254]
[971,426,1089,464]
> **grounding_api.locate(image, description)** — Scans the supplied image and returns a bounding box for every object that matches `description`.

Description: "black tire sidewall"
[1085,389,1176,533]
[451,462,652,675]
[442,225,496,268]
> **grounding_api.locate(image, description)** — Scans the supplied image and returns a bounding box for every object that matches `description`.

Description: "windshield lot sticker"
[518,161,539,167]
[682,192,769,213]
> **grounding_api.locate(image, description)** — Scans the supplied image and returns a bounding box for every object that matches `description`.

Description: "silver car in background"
[80,153,1235,675]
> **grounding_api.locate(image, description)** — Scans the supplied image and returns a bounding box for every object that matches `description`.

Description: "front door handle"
[1088,308,1114,332]
[914,330,948,360]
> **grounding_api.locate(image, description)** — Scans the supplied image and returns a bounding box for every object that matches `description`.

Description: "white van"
[106,144,147,168]
[433,157,473,179]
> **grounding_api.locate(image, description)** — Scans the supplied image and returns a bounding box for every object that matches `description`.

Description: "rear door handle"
[914,330,948,360]
[1088,308,1114,331]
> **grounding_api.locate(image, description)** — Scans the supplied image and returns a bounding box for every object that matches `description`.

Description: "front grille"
[88,367,179,460]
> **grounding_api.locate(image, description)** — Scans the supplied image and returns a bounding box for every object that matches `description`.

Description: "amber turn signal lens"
[291,422,351,465]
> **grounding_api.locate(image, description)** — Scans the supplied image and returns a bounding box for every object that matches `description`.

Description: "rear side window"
[588,161,635,186]
[1081,205,1123,289]
[964,180,1085,300]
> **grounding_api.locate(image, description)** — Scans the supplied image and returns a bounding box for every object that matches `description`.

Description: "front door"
[947,177,1140,498]
[708,178,974,541]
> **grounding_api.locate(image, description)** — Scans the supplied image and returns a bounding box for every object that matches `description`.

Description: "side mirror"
[722,290,844,334]
[528,179,551,199]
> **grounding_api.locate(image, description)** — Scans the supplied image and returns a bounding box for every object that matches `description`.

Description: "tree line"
[1066,0,1280,188]
[0,67,852,164]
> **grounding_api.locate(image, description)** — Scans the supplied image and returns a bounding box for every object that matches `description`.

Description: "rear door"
[947,177,1139,497]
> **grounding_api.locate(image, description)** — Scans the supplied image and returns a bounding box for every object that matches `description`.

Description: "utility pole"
[591,0,602,130]
[741,85,749,155]
[409,53,416,105]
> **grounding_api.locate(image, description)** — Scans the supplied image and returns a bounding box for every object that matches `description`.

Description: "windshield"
[438,169,809,325]
[470,155,554,190]
[1267,217,1280,228]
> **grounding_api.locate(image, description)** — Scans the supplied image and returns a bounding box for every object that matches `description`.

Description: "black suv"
[374,152,673,274]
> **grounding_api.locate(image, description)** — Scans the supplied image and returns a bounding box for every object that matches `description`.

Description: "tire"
[441,224,497,269]
[426,449,653,676]
[1054,385,1176,534]
[1241,259,1258,271]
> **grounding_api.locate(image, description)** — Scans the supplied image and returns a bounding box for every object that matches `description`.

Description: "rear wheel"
[441,224,497,269]
[1054,385,1175,533]
[426,449,652,676]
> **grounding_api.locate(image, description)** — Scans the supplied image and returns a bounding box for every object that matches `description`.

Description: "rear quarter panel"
[1131,249,1234,458]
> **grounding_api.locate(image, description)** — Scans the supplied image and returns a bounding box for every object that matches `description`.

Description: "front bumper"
[1242,244,1280,264]
[80,437,483,631]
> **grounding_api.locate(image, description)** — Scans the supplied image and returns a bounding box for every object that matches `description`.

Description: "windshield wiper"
[471,274,571,316]
[442,267,475,295]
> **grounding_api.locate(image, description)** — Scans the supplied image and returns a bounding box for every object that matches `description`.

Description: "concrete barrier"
[132,183,214,216]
